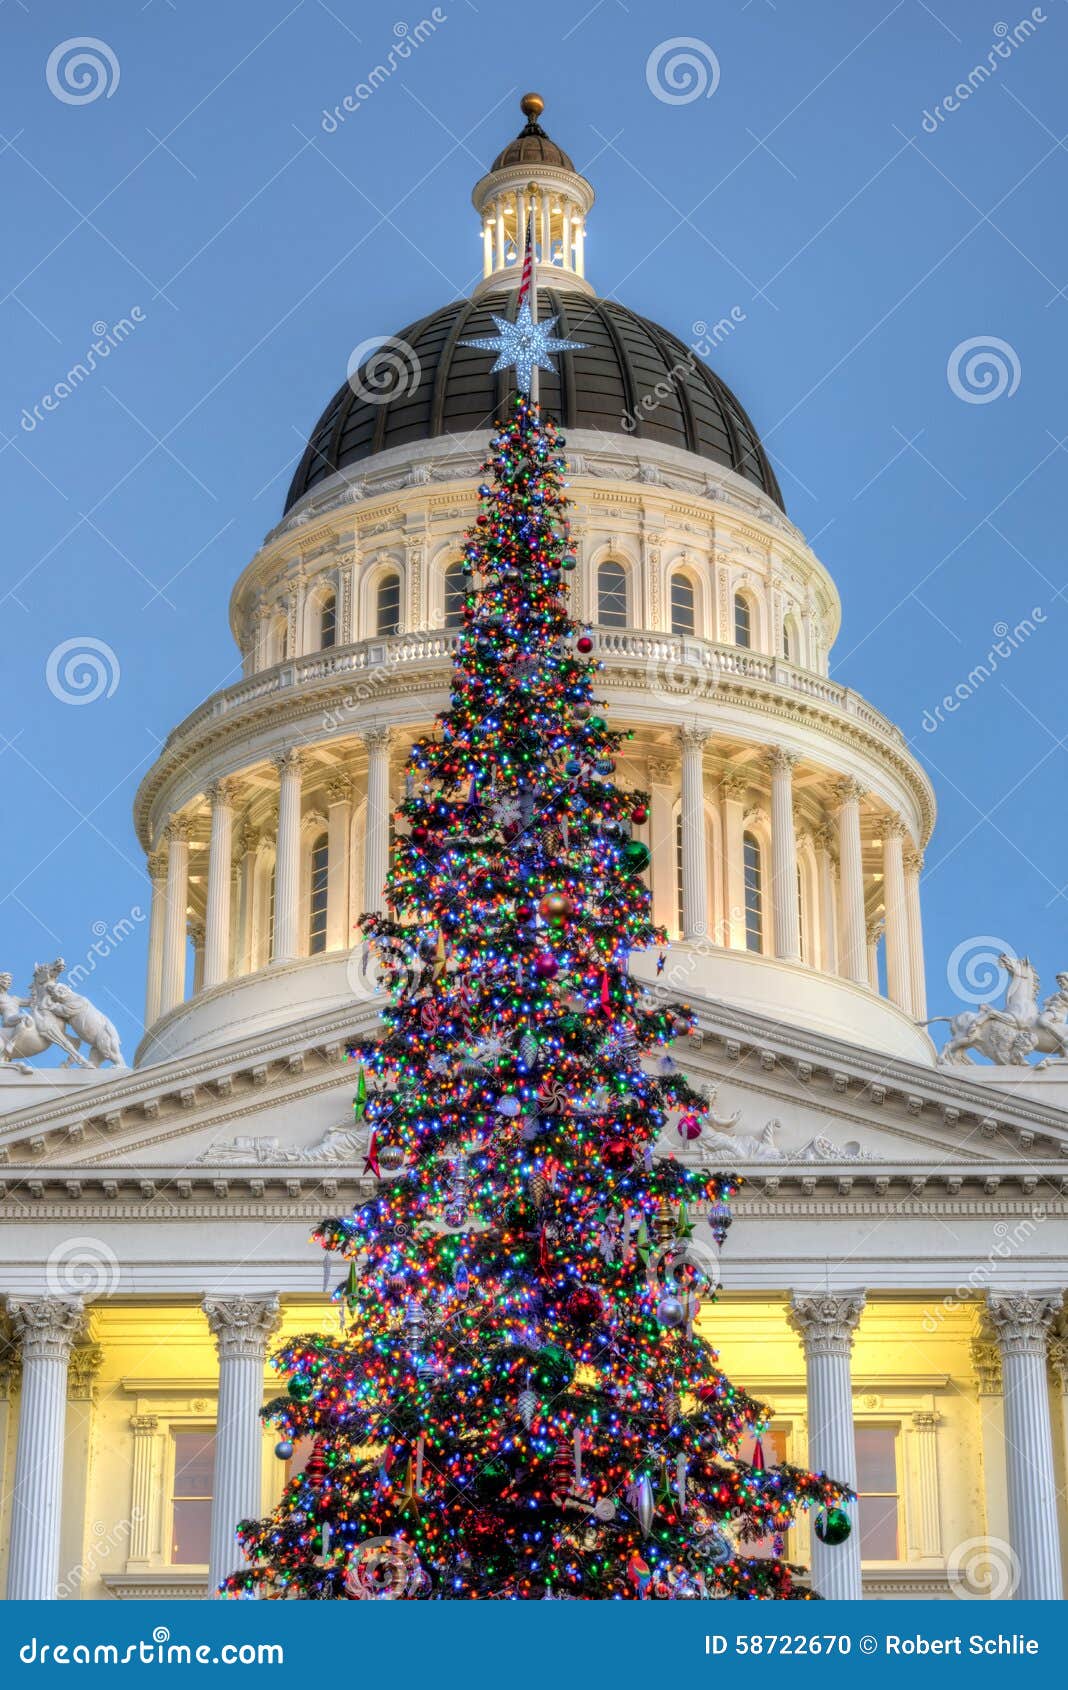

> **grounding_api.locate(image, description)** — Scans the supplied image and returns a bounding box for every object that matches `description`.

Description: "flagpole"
[528,184,539,410]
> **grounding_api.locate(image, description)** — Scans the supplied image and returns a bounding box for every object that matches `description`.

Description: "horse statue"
[0,959,124,1073]
[926,953,1068,1067]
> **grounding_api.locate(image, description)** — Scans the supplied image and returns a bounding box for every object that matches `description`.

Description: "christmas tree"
[224,396,852,1600]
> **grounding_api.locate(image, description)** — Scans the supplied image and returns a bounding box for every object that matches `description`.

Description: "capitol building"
[1,96,1067,1604]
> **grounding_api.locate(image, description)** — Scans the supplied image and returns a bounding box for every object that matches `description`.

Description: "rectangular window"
[743,833,763,953]
[320,595,337,650]
[309,836,329,954]
[170,1429,215,1565]
[734,594,752,648]
[856,1425,901,1561]
[670,574,695,636]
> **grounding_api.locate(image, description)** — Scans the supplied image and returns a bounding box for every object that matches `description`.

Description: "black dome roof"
[285,289,783,512]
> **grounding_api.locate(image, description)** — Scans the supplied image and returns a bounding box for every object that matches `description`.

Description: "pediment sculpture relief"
[196,1116,369,1166]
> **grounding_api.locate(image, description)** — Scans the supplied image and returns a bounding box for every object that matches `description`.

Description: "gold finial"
[520,92,545,123]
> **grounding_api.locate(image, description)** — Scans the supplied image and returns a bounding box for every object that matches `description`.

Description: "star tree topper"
[460,300,586,395]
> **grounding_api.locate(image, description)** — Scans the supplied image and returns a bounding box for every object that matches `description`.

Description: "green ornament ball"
[814,1506,852,1546]
[621,839,651,875]
[288,1375,314,1403]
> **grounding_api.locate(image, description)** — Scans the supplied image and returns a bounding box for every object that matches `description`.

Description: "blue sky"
[2,0,1066,1060]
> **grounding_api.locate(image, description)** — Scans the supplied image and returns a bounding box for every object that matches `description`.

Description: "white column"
[720,773,748,950]
[144,849,167,1027]
[765,748,801,961]
[326,774,353,952]
[878,815,912,1013]
[788,1292,866,1600]
[971,1337,1010,1550]
[271,750,304,962]
[482,217,493,278]
[647,758,676,935]
[833,779,868,986]
[909,1412,943,1559]
[189,921,205,995]
[541,190,552,263]
[866,917,883,993]
[814,823,838,975]
[574,217,585,276]
[562,201,573,271]
[235,826,259,975]
[203,1295,280,1596]
[363,728,392,916]
[494,197,505,270]
[160,816,191,1016]
[903,844,927,1018]
[5,1297,84,1600]
[203,779,237,990]
[987,1293,1064,1600]
[127,1413,161,1567]
[678,729,709,940]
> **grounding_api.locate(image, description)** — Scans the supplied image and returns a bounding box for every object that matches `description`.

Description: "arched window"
[319,592,337,650]
[743,832,763,953]
[308,833,329,954]
[734,592,752,649]
[443,562,466,629]
[670,573,695,636]
[377,572,401,636]
[782,618,792,663]
[597,559,628,628]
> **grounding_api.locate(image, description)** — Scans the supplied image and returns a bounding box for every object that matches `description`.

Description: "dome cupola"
[471,93,595,298]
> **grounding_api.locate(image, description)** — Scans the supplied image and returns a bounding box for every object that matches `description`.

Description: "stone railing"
[161,628,905,754]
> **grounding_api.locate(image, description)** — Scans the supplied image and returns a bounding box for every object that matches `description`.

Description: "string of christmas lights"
[223,397,853,1601]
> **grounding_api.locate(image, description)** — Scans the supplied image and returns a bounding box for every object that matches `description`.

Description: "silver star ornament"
[460,300,586,394]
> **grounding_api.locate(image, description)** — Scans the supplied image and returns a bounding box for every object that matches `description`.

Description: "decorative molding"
[986,1291,1064,1356]
[6,1297,85,1362]
[202,1294,280,1360]
[787,1292,866,1355]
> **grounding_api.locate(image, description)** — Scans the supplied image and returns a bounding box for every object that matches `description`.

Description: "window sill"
[101,1571,210,1601]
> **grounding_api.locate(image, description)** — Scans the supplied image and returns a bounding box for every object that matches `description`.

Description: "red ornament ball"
[602,1136,632,1169]
[576,635,594,654]
[516,903,535,922]
[632,805,649,824]
[677,1112,701,1141]
[533,952,558,980]
[566,1287,602,1328]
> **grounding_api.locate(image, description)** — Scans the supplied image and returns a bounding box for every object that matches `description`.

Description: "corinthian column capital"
[788,1292,866,1355]
[986,1292,1063,1356]
[203,1294,281,1361]
[7,1297,85,1362]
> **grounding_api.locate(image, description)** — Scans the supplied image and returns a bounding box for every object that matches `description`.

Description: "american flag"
[516,209,535,308]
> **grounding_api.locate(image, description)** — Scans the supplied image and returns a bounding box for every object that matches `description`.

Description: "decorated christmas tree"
[223,393,852,1601]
